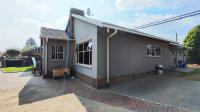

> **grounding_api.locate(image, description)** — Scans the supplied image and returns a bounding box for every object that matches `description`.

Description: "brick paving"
[0,71,191,112]
[64,82,190,112]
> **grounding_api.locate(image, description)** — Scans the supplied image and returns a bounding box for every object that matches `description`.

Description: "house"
[40,8,184,88]
[40,27,74,76]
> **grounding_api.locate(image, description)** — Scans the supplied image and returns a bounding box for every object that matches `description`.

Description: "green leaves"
[184,25,200,63]
[6,48,20,58]
[21,37,37,53]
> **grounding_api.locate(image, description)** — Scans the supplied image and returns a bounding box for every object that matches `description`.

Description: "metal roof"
[72,14,179,44]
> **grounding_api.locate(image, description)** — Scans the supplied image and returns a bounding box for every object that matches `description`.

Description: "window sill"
[75,63,92,69]
[50,59,64,61]
[147,56,162,58]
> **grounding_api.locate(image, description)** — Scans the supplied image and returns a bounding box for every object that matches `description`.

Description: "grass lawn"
[181,67,200,81]
[0,66,33,73]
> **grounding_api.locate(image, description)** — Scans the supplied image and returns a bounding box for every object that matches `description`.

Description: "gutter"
[106,29,117,86]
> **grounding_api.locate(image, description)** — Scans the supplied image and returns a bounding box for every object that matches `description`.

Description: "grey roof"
[40,27,69,40]
[72,14,179,44]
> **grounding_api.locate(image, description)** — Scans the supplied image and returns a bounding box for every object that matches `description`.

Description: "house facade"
[40,27,74,76]
[40,8,184,88]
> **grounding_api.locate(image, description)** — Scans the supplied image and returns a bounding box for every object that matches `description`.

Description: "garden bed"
[180,65,200,81]
[0,66,33,73]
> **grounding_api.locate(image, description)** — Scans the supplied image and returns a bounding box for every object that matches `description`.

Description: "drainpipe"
[106,29,117,86]
[176,33,178,67]
[42,38,45,75]
[66,37,70,67]
[44,37,48,75]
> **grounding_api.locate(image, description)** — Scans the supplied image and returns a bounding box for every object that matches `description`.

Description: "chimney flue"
[70,8,84,16]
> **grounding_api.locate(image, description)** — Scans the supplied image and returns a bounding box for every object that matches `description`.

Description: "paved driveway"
[0,71,191,112]
[0,71,134,112]
[103,73,200,112]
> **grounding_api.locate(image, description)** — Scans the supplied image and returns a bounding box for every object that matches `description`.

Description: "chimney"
[70,8,84,16]
[66,8,84,39]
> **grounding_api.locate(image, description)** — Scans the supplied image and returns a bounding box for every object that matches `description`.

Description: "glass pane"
[79,44,83,51]
[56,46,58,59]
[60,46,63,52]
[52,46,55,59]
[152,46,156,56]
[75,45,78,52]
[147,45,151,56]
[156,47,161,56]
[89,51,92,65]
[84,51,89,65]
[60,53,63,59]
[58,53,60,59]
[57,46,60,52]
[77,52,79,63]
[179,51,182,55]
[84,42,89,51]
[79,52,83,64]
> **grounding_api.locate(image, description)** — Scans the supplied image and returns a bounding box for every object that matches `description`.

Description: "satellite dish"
[87,8,94,16]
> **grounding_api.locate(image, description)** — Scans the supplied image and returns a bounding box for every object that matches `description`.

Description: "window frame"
[147,44,163,57]
[75,40,92,68]
[51,44,64,60]
[178,50,183,55]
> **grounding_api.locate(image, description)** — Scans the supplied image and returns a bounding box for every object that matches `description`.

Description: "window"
[52,45,64,60]
[179,50,183,55]
[76,41,92,65]
[147,44,162,57]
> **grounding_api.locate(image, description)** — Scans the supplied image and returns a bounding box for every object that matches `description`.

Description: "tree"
[25,37,37,47]
[6,48,20,58]
[184,25,200,64]
[22,37,37,52]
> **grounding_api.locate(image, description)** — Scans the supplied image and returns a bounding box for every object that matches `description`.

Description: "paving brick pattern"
[65,84,190,112]
[0,72,192,112]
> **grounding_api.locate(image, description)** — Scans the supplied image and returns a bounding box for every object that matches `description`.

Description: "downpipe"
[106,29,117,87]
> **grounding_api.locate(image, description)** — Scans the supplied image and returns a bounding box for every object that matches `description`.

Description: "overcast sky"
[0,0,200,51]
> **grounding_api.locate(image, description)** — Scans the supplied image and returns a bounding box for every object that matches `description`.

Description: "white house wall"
[73,18,98,78]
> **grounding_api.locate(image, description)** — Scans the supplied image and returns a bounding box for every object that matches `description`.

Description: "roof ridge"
[41,27,65,32]
[71,14,178,44]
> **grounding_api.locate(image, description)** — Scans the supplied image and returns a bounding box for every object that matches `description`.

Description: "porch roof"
[40,27,70,40]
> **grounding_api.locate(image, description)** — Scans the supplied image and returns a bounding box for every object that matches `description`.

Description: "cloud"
[0,14,69,51]
[0,17,64,51]
[0,0,68,51]
[117,13,176,28]
[133,13,176,27]
[116,12,200,43]
[116,0,160,11]
[15,0,50,13]
[31,3,50,13]
[14,18,55,28]
[116,0,200,11]
[13,17,55,40]
[11,18,54,49]
[55,15,69,29]
[115,0,189,11]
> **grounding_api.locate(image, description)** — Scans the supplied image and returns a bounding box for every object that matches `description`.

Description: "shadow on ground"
[17,72,134,112]
[18,75,75,105]
[103,72,200,111]
[19,72,33,77]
